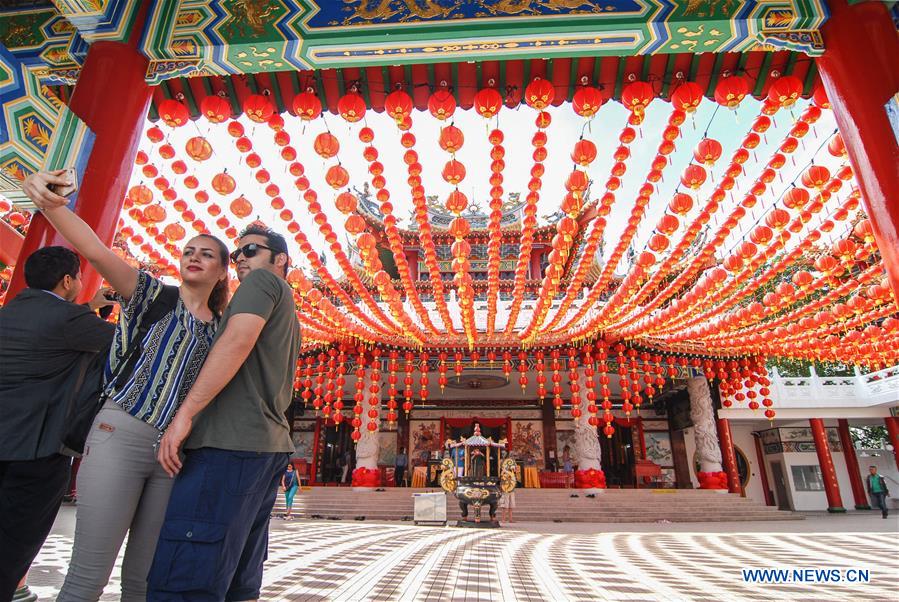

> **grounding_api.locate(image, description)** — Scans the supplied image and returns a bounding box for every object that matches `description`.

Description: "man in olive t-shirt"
[150,225,300,602]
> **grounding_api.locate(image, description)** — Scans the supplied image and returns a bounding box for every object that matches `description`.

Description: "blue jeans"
[871,492,888,517]
[147,448,289,601]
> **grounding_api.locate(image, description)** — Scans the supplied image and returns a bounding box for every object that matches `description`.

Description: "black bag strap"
[108,284,180,393]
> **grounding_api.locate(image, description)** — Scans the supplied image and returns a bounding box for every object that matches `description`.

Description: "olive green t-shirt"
[186,268,300,453]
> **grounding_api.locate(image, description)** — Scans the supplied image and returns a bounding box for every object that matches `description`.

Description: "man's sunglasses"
[230,243,273,263]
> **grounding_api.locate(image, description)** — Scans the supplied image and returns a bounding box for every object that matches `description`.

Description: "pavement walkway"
[25,506,899,601]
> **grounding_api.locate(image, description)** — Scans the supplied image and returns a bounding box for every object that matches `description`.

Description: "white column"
[354,370,381,491]
[687,376,723,473]
[573,368,604,492]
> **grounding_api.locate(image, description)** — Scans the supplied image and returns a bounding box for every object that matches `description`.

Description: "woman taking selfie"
[24,169,230,602]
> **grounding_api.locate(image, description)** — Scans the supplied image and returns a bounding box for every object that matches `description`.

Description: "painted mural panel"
[510,420,543,468]
[644,431,673,467]
[556,428,577,466]
[290,421,315,460]
[409,420,441,464]
[378,431,397,465]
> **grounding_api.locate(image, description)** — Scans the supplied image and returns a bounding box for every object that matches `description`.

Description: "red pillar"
[716,418,741,494]
[886,417,899,471]
[816,0,899,308]
[529,248,542,280]
[8,3,152,302]
[752,433,775,506]
[837,419,869,509]
[0,220,24,266]
[809,418,846,512]
[406,249,419,281]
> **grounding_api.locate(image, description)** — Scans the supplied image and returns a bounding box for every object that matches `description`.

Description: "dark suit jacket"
[0,288,115,461]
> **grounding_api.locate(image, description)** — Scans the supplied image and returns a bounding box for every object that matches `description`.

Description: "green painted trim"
[404,64,414,93]
[784,52,798,76]
[179,83,199,117]
[475,61,483,89]
[854,504,871,510]
[380,65,391,97]
[705,53,726,96]
[753,52,774,97]
[827,507,847,513]
[222,77,241,115]
[592,56,602,92]
[613,57,626,100]
[335,70,346,98]
[567,58,579,101]
[426,62,436,92]
[314,72,328,107]
[246,76,259,94]
[640,55,651,82]
[802,60,818,95]
[269,75,286,114]
[687,53,700,82]
[660,53,676,98]
[359,69,372,107]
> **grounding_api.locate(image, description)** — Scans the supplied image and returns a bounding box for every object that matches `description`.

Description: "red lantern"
[714,75,749,109]
[185,136,212,161]
[243,94,274,123]
[227,121,244,137]
[438,125,464,153]
[314,132,340,158]
[620,81,654,115]
[325,165,349,189]
[385,89,413,124]
[693,138,722,165]
[801,165,830,189]
[524,78,555,109]
[158,99,189,127]
[474,88,503,119]
[128,185,153,206]
[657,214,680,235]
[765,208,790,230]
[441,160,466,185]
[428,89,456,121]
[827,134,846,158]
[292,91,322,121]
[212,172,236,195]
[335,192,357,214]
[767,75,803,108]
[670,81,703,113]
[337,92,366,123]
[812,85,830,109]
[570,139,597,166]
[230,196,252,218]
[680,164,707,189]
[669,192,693,215]
[445,190,468,214]
[200,95,231,123]
[344,214,366,235]
[783,187,810,209]
[572,86,603,117]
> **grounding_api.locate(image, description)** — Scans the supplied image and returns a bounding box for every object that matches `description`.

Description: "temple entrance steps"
[272,487,801,523]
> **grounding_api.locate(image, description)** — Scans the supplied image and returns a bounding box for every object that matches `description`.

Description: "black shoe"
[570,494,579,498]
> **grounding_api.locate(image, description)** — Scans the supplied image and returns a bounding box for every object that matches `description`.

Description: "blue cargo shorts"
[147,448,289,602]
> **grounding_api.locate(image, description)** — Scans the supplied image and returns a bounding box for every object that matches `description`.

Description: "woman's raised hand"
[23,170,71,211]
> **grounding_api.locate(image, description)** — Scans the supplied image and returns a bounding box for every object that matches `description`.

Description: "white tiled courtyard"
[27,506,899,601]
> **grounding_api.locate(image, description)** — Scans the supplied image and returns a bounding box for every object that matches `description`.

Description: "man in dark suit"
[0,246,115,600]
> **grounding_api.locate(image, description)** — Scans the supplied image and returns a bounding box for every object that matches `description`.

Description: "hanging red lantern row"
[352,352,366,442]
[544,121,639,333]
[484,128,507,335]
[517,350,528,392]
[535,350,547,400]
[568,108,688,337]
[367,348,382,432]
[503,110,551,335]
[551,349,563,415]
[386,351,399,425]
[333,348,347,424]
[609,103,822,340]
[401,129,458,336]
[418,351,430,412]
[666,173,851,339]
[355,127,441,337]
[687,195,864,344]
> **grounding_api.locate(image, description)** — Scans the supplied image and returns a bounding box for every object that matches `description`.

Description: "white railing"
[770,365,899,408]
